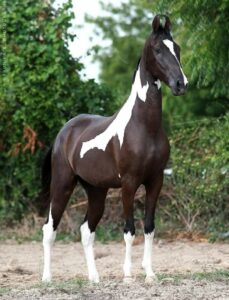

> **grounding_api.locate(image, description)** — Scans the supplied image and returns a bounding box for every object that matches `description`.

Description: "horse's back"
[54,114,108,148]
[64,113,109,132]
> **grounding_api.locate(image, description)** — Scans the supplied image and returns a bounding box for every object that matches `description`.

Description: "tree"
[0,0,114,222]
[86,1,150,99]
[86,0,229,121]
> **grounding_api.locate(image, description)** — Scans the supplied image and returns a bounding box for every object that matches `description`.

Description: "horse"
[40,14,188,284]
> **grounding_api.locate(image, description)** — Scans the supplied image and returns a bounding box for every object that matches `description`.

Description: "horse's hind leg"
[121,181,137,283]
[80,183,108,283]
[42,159,76,282]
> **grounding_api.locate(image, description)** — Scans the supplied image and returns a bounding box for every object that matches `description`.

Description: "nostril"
[177,79,181,91]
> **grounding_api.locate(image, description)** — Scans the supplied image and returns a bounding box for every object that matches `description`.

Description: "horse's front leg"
[142,173,163,283]
[121,180,138,283]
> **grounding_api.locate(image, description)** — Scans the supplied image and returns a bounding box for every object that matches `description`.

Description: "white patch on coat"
[123,232,135,277]
[80,66,149,158]
[164,168,173,176]
[142,231,155,278]
[163,39,188,86]
[80,221,99,283]
[155,79,161,89]
[42,208,56,282]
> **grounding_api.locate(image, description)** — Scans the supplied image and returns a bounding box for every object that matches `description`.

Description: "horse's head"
[144,15,188,96]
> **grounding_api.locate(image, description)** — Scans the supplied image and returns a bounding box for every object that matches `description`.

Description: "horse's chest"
[120,132,170,177]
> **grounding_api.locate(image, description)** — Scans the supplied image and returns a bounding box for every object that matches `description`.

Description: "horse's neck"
[124,62,162,133]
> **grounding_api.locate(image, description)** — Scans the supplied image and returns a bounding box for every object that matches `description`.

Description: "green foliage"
[86,0,150,99]
[162,114,229,232]
[96,223,122,243]
[86,0,229,119]
[148,0,229,98]
[0,0,114,223]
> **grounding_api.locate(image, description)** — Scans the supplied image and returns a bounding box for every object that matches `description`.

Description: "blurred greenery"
[86,0,229,124]
[0,0,115,222]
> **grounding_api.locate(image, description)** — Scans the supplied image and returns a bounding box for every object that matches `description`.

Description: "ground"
[1,239,229,299]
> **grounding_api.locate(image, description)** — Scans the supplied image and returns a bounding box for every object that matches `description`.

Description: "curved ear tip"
[164,15,172,31]
[152,14,160,32]
[152,14,171,33]
[153,14,160,21]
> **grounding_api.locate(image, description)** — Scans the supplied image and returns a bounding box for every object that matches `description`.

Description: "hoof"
[42,275,52,283]
[142,261,146,270]
[89,273,100,283]
[123,276,134,284]
[145,275,157,284]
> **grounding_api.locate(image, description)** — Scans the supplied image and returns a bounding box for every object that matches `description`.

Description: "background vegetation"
[87,0,229,125]
[0,0,228,239]
[0,0,114,222]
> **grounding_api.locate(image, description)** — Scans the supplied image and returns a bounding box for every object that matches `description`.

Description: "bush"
[0,0,115,224]
[161,114,229,234]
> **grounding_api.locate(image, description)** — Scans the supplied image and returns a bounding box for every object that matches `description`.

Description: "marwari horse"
[41,15,188,284]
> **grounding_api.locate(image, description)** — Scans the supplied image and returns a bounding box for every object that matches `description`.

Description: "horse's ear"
[164,16,171,32]
[152,15,160,33]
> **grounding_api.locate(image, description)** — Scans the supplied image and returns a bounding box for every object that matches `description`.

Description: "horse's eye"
[155,48,161,54]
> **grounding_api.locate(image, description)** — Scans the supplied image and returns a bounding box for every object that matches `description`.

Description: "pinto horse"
[41,15,188,284]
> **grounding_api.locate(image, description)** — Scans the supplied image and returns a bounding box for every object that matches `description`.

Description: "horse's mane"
[132,57,141,83]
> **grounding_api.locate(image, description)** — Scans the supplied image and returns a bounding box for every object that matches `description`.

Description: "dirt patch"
[1,279,229,300]
[1,240,229,299]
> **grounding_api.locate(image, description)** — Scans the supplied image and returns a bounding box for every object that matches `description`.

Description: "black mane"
[132,57,141,83]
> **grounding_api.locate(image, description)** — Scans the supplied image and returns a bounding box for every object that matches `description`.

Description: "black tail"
[38,146,52,216]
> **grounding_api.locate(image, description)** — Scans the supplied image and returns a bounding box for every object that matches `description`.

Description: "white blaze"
[123,232,135,278]
[163,39,188,86]
[42,208,56,282]
[142,231,155,278]
[80,221,99,283]
[80,66,155,158]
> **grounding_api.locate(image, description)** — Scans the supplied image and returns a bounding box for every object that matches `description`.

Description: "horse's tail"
[38,146,52,216]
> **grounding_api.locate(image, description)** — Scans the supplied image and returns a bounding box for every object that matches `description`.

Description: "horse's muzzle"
[170,78,188,96]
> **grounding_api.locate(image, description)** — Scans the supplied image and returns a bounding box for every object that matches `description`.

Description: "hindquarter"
[54,114,122,188]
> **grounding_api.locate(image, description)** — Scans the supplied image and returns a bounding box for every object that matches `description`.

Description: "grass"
[157,269,229,283]
[0,278,87,297]
[0,224,123,244]
[157,273,184,284]
[0,229,80,244]
[0,287,11,295]
[1,270,229,298]
[31,277,87,291]
[190,269,229,281]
